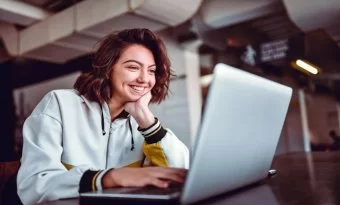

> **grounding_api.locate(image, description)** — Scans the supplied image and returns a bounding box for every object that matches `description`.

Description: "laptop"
[80,63,292,204]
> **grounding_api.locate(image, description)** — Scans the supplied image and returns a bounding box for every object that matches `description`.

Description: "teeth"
[131,86,144,91]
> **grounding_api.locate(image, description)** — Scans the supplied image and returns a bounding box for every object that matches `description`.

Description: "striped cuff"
[138,118,167,144]
[95,168,114,191]
[138,118,159,134]
[79,170,102,193]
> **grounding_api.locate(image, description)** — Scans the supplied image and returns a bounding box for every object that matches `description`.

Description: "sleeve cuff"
[79,170,102,193]
[95,168,114,191]
[138,118,167,144]
[138,118,159,134]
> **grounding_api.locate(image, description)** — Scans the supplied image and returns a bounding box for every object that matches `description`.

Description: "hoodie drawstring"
[100,104,106,135]
[100,104,134,151]
[128,118,135,151]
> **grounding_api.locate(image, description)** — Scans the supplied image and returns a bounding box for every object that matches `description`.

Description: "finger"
[155,167,188,177]
[144,91,152,98]
[146,167,186,180]
[169,168,188,176]
[151,169,185,183]
[165,173,185,183]
[148,178,169,188]
[141,92,152,103]
[179,169,188,177]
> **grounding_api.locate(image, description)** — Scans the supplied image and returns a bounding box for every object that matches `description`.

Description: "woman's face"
[110,44,156,104]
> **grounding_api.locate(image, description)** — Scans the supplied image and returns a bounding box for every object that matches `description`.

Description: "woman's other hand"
[102,167,187,189]
[124,92,155,128]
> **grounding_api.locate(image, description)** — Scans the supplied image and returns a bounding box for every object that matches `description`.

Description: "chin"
[125,95,141,102]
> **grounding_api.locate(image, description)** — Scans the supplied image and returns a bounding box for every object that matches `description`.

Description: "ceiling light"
[295,59,319,75]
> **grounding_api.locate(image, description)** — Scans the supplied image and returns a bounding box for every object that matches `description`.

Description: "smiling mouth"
[130,85,145,93]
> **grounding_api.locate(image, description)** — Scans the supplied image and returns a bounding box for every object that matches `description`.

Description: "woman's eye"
[128,66,139,70]
[149,69,156,73]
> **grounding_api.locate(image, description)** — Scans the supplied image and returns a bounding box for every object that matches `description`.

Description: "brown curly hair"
[74,28,173,104]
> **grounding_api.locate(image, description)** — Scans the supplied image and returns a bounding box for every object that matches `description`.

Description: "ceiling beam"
[0,0,51,26]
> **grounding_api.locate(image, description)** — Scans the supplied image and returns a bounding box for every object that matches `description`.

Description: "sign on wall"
[260,39,289,62]
[241,35,305,66]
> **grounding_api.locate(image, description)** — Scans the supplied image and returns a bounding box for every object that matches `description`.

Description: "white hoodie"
[17,89,189,205]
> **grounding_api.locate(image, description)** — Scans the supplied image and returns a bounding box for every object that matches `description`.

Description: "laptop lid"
[180,63,292,204]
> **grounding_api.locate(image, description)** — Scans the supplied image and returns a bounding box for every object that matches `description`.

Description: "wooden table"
[40,152,340,205]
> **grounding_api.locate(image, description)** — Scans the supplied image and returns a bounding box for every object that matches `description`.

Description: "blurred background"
[1,0,340,162]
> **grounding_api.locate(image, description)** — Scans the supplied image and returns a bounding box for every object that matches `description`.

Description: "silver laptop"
[80,63,292,205]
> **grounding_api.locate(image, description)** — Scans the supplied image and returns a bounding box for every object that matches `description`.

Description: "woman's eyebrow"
[122,60,155,68]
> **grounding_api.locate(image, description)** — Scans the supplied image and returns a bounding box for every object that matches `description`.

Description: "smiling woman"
[16,28,189,205]
[109,45,157,127]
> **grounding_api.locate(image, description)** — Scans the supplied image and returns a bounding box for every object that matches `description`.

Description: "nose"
[137,69,148,83]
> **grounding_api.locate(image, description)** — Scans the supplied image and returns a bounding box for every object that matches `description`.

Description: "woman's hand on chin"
[124,92,155,128]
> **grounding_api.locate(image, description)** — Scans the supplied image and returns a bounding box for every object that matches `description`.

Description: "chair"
[0,161,22,205]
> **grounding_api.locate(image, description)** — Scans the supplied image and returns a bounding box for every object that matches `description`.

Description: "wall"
[306,93,338,145]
